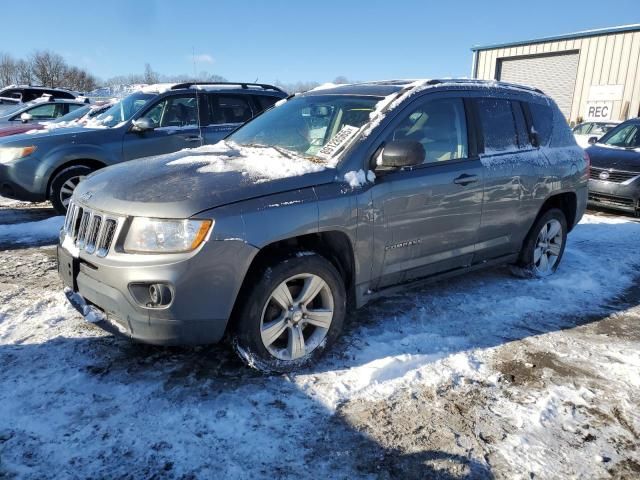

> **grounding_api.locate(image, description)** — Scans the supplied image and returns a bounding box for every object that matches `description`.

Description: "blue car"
[0,82,286,212]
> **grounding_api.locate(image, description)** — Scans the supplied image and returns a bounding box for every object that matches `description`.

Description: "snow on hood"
[74,143,337,218]
[26,114,114,135]
[165,141,329,183]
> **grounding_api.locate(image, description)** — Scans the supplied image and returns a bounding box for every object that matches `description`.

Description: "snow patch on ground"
[0,216,63,245]
[0,195,21,207]
[1,213,639,478]
[295,214,640,410]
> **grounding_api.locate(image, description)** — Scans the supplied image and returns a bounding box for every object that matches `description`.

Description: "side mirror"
[20,112,33,123]
[131,117,154,132]
[588,136,598,145]
[377,140,425,169]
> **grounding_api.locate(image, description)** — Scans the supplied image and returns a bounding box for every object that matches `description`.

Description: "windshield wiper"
[240,142,327,163]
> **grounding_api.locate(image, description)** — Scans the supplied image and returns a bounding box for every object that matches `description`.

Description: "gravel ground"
[0,200,639,479]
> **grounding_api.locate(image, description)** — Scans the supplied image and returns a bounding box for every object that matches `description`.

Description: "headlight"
[123,218,213,253]
[0,146,37,164]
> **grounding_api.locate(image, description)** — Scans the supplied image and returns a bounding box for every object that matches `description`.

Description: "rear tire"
[49,165,93,214]
[513,208,567,278]
[232,253,346,373]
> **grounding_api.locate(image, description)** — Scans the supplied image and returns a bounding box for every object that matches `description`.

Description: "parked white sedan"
[573,121,619,148]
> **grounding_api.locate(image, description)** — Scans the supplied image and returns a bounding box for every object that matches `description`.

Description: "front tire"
[232,253,346,373]
[514,208,567,277]
[49,165,93,214]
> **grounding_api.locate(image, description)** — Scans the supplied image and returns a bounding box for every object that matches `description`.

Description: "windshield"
[228,94,380,160]
[95,93,155,128]
[598,123,640,149]
[0,103,28,117]
[49,105,91,123]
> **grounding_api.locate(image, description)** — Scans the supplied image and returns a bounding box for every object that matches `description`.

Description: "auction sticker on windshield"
[317,125,359,160]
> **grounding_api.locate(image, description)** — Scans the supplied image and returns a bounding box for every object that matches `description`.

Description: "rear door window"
[207,94,253,125]
[255,95,279,111]
[512,102,531,148]
[476,98,518,153]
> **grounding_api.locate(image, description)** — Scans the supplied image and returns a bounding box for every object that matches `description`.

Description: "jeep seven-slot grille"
[63,202,119,257]
[590,167,640,183]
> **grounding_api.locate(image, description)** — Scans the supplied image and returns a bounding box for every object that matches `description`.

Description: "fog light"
[147,283,172,307]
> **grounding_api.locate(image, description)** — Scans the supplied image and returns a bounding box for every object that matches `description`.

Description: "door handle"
[453,174,479,186]
[182,135,202,142]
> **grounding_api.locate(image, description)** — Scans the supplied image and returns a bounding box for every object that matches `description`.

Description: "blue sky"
[1,0,638,83]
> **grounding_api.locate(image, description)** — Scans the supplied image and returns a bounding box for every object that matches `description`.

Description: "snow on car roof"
[138,83,177,94]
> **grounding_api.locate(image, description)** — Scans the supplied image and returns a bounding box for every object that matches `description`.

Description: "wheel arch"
[46,159,107,200]
[227,230,356,333]
[534,191,578,232]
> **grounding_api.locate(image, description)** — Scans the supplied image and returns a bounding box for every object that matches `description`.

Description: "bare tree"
[15,59,33,85]
[0,50,96,91]
[0,53,17,87]
[333,76,350,84]
[63,66,98,92]
[143,63,159,84]
[31,51,67,87]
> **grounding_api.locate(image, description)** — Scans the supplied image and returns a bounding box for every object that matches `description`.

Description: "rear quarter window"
[527,102,553,146]
[548,102,576,147]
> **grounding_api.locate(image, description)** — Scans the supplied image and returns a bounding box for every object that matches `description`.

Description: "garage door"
[498,52,579,119]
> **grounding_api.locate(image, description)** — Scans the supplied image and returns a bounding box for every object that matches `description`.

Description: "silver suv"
[58,79,588,372]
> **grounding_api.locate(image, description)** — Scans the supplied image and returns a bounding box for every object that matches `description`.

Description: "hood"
[0,125,110,146]
[74,142,337,218]
[587,144,640,172]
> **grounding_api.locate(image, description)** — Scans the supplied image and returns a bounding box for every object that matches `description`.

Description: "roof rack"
[425,78,545,95]
[170,82,285,93]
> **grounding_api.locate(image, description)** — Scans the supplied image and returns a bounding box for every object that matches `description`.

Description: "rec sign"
[585,101,613,121]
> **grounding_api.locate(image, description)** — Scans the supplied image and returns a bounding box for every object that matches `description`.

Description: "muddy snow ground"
[0,198,639,479]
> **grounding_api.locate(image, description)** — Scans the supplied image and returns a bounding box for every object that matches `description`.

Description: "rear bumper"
[588,179,640,213]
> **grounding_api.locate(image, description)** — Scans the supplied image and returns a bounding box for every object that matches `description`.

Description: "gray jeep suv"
[58,79,588,372]
[0,82,285,212]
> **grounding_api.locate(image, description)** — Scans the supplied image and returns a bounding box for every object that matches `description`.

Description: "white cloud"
[188,53,214,64]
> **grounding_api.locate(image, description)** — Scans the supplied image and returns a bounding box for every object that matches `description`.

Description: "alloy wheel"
[260,273,334,361]
[533,219,563,275]
[59,175,85,208]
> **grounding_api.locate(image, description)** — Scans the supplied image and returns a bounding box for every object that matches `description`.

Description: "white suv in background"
[573,121,620,148]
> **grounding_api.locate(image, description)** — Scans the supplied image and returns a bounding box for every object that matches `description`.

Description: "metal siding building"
[471,24,640,125]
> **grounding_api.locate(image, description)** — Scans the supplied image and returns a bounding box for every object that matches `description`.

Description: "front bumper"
[588,178,640,213]
[58,236,259,346]
[0,159,47,202]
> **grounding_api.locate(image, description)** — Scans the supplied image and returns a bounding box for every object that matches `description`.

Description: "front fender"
[38,143,118,179]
